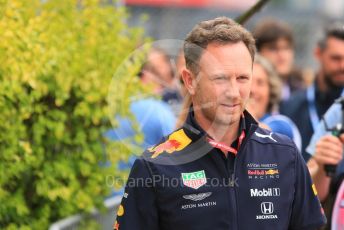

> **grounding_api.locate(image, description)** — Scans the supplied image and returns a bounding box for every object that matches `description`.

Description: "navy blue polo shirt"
[114,110,326,230]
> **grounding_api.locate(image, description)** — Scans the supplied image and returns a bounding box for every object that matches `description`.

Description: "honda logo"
[261,202,274,214]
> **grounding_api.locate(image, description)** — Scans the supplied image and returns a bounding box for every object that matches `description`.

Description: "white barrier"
[49,195,122,230]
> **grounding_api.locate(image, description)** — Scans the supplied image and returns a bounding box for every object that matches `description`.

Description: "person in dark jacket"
[280,23,344,161]
[113,17,326,230]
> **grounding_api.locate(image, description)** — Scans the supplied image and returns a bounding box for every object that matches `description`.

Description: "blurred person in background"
[143,47,183,113]
[247,55,302,151]
[142,47,175,92]
[105,48,177,175]
[306,98,344,229]
[253,19,306,101]
[280,23,344,161]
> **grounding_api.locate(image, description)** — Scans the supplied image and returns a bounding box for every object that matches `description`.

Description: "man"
[281,23,344,160]
[106,47,177,149]
[142,47,183,115]
[306,99,344,229]
[253,19,305,100]
[114,17,326,230]
[105,49,177,175]
[141,47,175,93]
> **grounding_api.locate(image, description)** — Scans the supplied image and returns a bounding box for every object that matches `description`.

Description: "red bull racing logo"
[247,163,280,179]
[247,169,279,176]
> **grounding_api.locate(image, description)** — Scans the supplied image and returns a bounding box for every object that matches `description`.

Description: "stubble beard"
[324,71,344,89]
[203,102,241,127]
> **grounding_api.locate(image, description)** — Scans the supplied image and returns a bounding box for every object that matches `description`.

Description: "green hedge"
[0,0,147,229]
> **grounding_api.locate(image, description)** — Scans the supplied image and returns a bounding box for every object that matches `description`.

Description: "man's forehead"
[325,37,344,49]
[199,62,252,71]
[200,43,251,61]
[199,49,252,70]
[197,66,252,80]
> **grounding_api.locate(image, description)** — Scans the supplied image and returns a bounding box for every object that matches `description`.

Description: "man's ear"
[181,69,196,95]
[314,46,322,62]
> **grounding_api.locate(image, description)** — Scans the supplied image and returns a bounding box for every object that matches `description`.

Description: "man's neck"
[194,112,240,146]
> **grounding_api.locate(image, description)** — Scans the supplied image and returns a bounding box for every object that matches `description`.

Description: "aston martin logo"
[182,192,212,201]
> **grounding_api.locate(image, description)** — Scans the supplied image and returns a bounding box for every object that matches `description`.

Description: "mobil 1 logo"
[250,188,280,197]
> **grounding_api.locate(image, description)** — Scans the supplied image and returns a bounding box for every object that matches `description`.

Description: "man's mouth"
[220,103,240,108]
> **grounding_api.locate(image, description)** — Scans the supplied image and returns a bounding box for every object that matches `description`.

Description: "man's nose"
[224,80,240,98]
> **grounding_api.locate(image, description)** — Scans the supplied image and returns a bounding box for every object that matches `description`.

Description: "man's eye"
[238,76,248,80]
[214,77,226,80]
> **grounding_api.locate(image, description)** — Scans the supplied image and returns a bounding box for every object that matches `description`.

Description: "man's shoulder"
[142,128,194,160]
[250,127,297,150]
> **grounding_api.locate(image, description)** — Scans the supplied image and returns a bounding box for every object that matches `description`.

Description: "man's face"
[259,38,294,78]
[147,50,174,88]
[191,42,252,127]
[317,37,344,88]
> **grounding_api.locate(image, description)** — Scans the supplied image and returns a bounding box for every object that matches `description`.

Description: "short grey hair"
[184,16,256,75]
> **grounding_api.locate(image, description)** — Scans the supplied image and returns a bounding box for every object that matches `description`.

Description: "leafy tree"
[0,0,147,228]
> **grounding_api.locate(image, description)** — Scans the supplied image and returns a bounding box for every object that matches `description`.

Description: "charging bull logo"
[113,221,119,230]
[265,169,279,175]
[149,129,191,158]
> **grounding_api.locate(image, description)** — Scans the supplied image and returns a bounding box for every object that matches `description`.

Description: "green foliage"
[0,0,147,228]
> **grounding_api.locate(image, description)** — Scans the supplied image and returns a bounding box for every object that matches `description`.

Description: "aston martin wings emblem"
[182,192,212,201]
